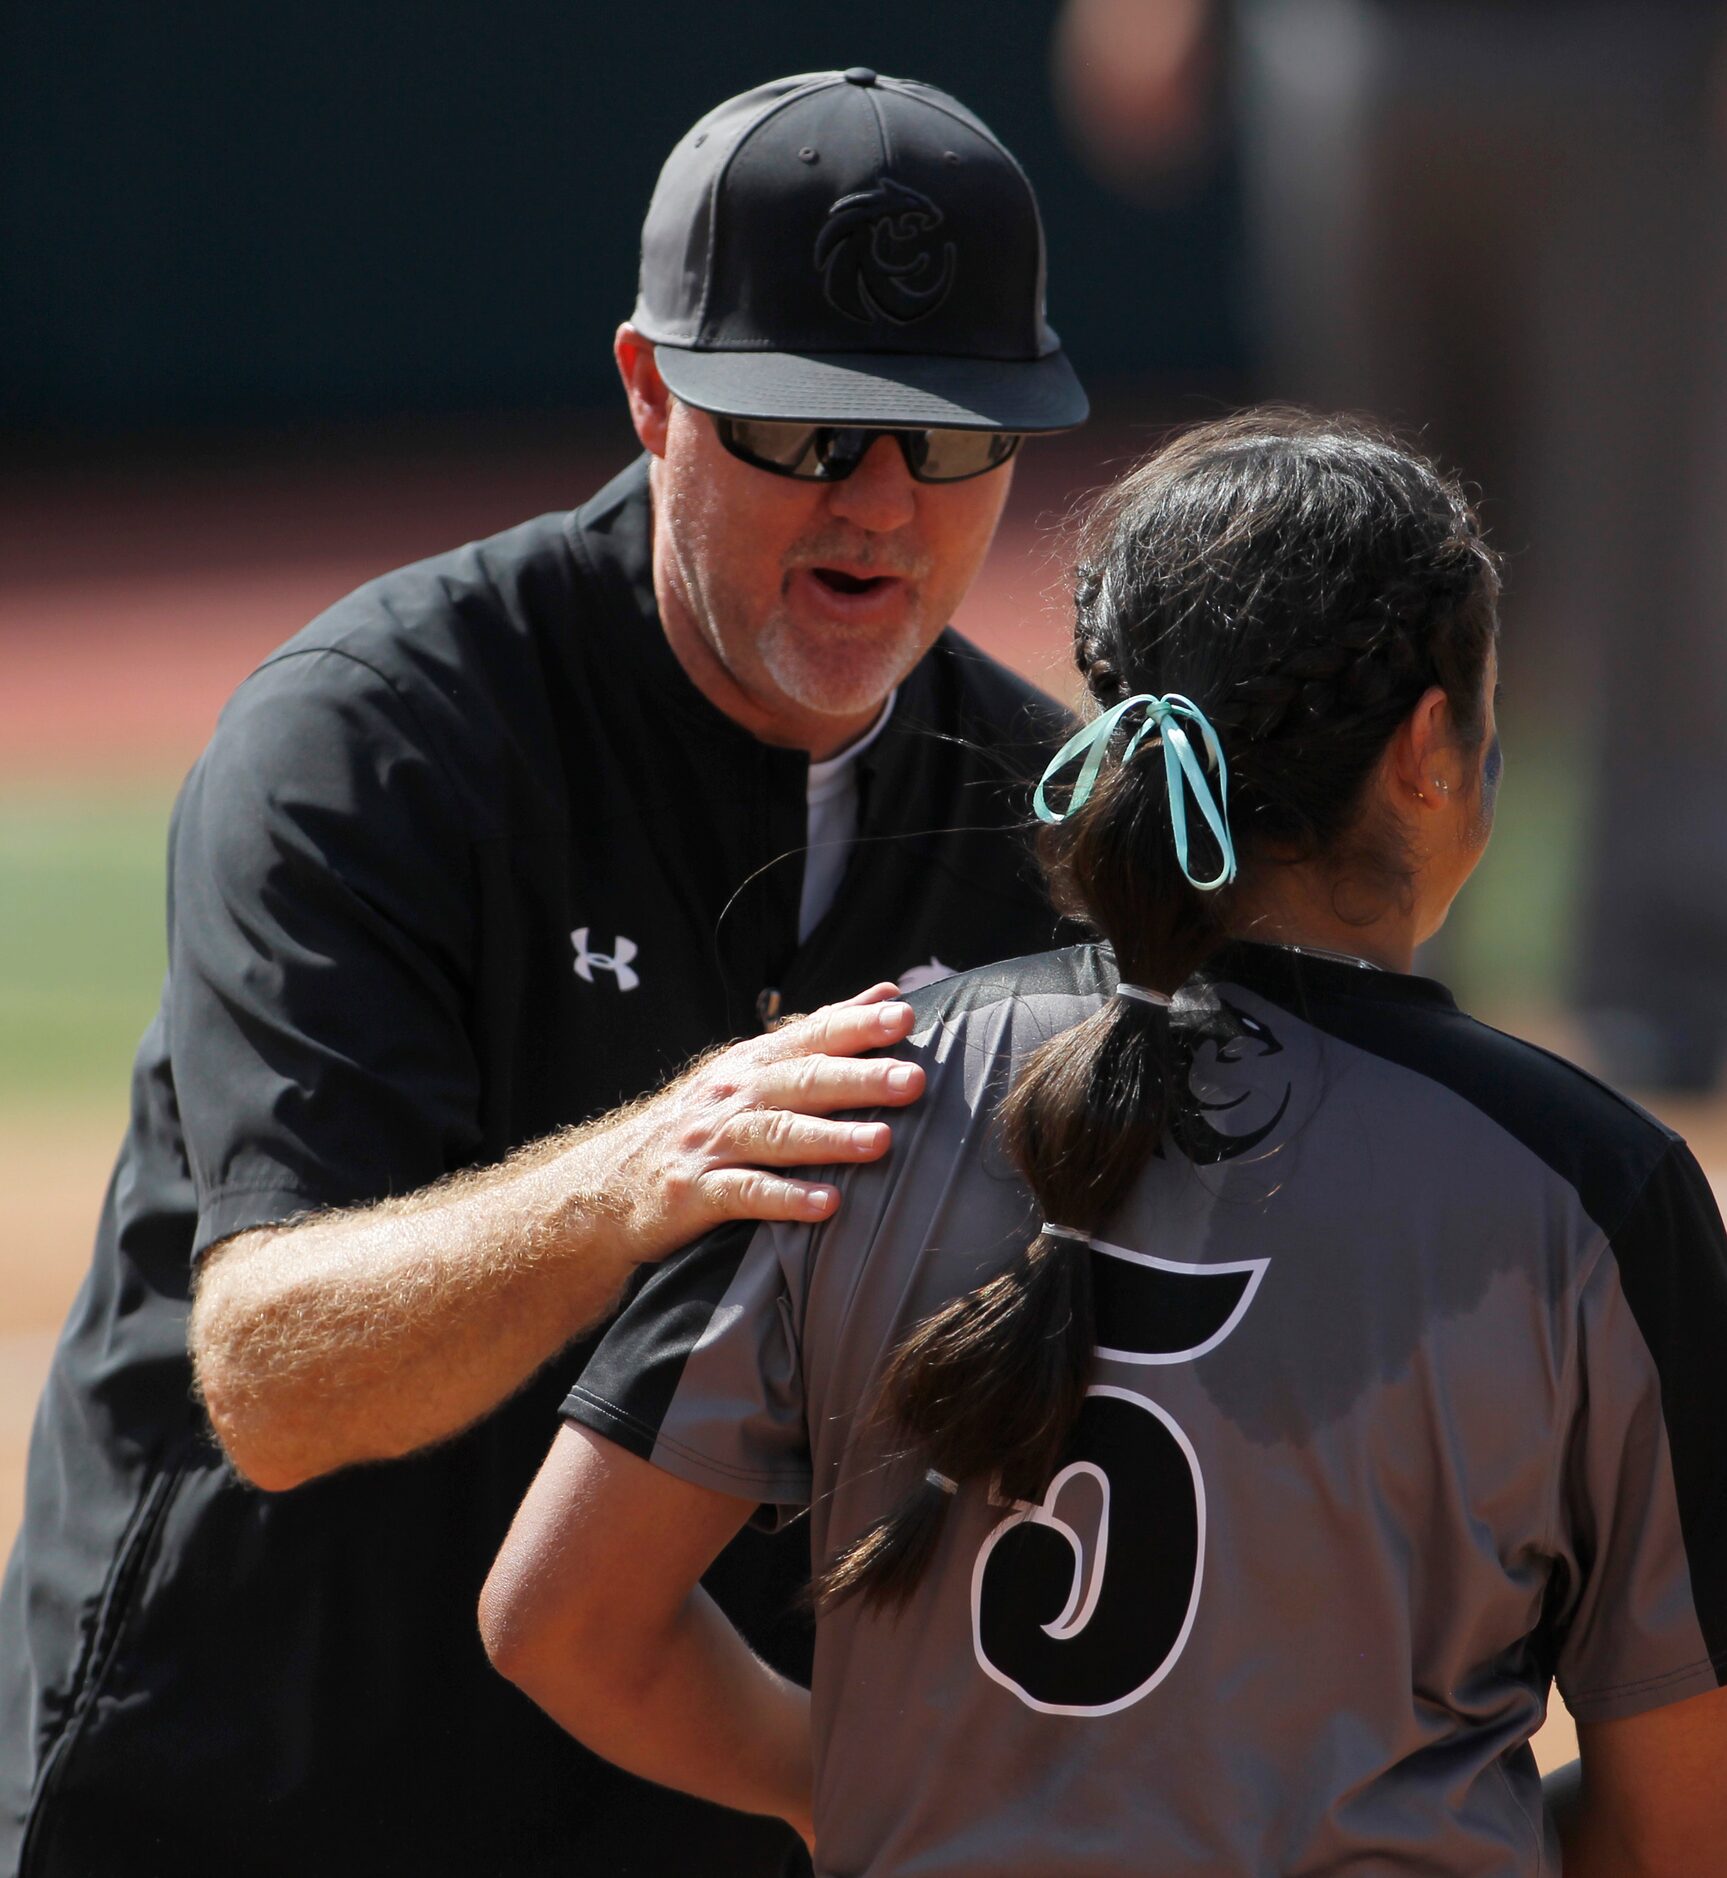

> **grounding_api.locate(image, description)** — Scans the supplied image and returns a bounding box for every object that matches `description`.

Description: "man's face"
[620,332,1015,755]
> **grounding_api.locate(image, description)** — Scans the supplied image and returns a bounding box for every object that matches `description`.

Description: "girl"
[482,411,1727,1875]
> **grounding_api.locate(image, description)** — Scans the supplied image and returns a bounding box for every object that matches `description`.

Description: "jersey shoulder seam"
[240,644,482,843]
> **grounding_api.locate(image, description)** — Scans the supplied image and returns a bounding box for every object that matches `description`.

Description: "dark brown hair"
[820,408,1500,1612]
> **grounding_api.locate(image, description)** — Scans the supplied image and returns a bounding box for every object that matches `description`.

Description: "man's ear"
[615,324,671,458]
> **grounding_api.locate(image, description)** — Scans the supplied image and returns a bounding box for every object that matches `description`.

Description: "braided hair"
[819,408,1500,1612]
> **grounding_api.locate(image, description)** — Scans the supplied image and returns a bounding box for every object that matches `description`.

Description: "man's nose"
[825,435,918,533]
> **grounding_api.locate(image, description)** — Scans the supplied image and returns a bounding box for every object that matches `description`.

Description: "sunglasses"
[711,414,1022,484]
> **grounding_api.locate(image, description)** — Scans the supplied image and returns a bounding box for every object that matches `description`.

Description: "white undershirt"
[799,691,897,942]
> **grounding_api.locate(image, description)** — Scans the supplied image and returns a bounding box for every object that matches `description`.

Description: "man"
[0,70,1086,1875]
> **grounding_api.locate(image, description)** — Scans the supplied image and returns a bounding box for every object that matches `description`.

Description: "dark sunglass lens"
[717,417,1020,483]
[723,417,825,475]
[914,430,1023,481]
[811,430,876,479]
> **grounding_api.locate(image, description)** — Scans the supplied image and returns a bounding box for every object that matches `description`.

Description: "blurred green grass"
[1450,729,1581,1013]
[0,785,176,1112]
[0,726,1577,1114]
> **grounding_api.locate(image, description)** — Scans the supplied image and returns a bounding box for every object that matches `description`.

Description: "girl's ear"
[1387,685,1461,812]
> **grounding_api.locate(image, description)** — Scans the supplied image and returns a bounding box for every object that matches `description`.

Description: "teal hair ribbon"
[1034,692,1238,891]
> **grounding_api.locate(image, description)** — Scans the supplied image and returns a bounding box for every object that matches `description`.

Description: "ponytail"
[817,984,1193,1613]
[816,1211,1100,1612]
[817,708,1231,1616]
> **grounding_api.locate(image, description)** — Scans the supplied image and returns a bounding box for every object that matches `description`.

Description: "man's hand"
[605,981,924,1259]
[193,983,925,1492]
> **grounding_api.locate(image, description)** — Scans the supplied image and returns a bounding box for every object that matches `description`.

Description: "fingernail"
[887,1064,918,1092]
[850,1123,884,1151]
[804,1187,836,1215]
[876,1003,912,1029]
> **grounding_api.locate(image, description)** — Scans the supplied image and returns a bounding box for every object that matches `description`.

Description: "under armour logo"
[572,928,640,992]
[814,177,957,326]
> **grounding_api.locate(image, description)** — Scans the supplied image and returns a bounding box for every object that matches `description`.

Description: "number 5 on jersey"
[970,1242,1266,1717]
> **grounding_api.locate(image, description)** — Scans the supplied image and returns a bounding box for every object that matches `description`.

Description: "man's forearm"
[191,989,921,1491]
[192,1110,659,1491]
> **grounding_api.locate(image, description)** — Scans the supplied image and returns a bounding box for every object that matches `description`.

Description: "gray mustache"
[787,543,926,580]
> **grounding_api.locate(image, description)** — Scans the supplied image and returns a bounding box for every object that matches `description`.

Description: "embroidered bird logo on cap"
[814,177,958,326]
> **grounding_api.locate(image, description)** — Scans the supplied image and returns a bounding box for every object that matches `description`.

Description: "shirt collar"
[1211,939,1459,1014]
[806,690,898,793]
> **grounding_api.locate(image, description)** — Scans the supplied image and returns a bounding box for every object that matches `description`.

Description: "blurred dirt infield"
[19,420,1727,1776]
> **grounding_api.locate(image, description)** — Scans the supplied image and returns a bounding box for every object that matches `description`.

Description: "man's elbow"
[190,1262,313,1494]
[195,1353,311,1494]
[204,1410,309,1494]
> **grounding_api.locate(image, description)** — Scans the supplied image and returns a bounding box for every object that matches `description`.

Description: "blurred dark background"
[0,1,1241,448]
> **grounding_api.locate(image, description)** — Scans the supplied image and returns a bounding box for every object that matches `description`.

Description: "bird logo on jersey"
[814,177,958,326]
[571,929,640,992]
[1169,997,1292,1164]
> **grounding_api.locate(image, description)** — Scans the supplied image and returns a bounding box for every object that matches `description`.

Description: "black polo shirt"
[0,459,1072,1875]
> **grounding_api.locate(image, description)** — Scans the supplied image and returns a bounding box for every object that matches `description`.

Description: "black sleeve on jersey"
[562,1218,762,1461]
[1607,1140,1727,1663]
[168,648,481,1255]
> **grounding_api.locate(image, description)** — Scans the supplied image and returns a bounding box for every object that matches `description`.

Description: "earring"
[1430,778,1450,796]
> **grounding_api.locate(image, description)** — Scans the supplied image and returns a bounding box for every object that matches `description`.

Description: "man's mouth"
[810,567,895,597]
[787,563,914,625]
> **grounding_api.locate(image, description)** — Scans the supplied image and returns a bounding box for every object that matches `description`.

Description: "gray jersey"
[565,942,1727,1876]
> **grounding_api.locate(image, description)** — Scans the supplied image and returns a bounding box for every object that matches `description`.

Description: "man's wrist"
[538,1109,661,1286]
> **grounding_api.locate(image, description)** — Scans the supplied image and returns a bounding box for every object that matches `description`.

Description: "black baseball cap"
[632,69,1089,434]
